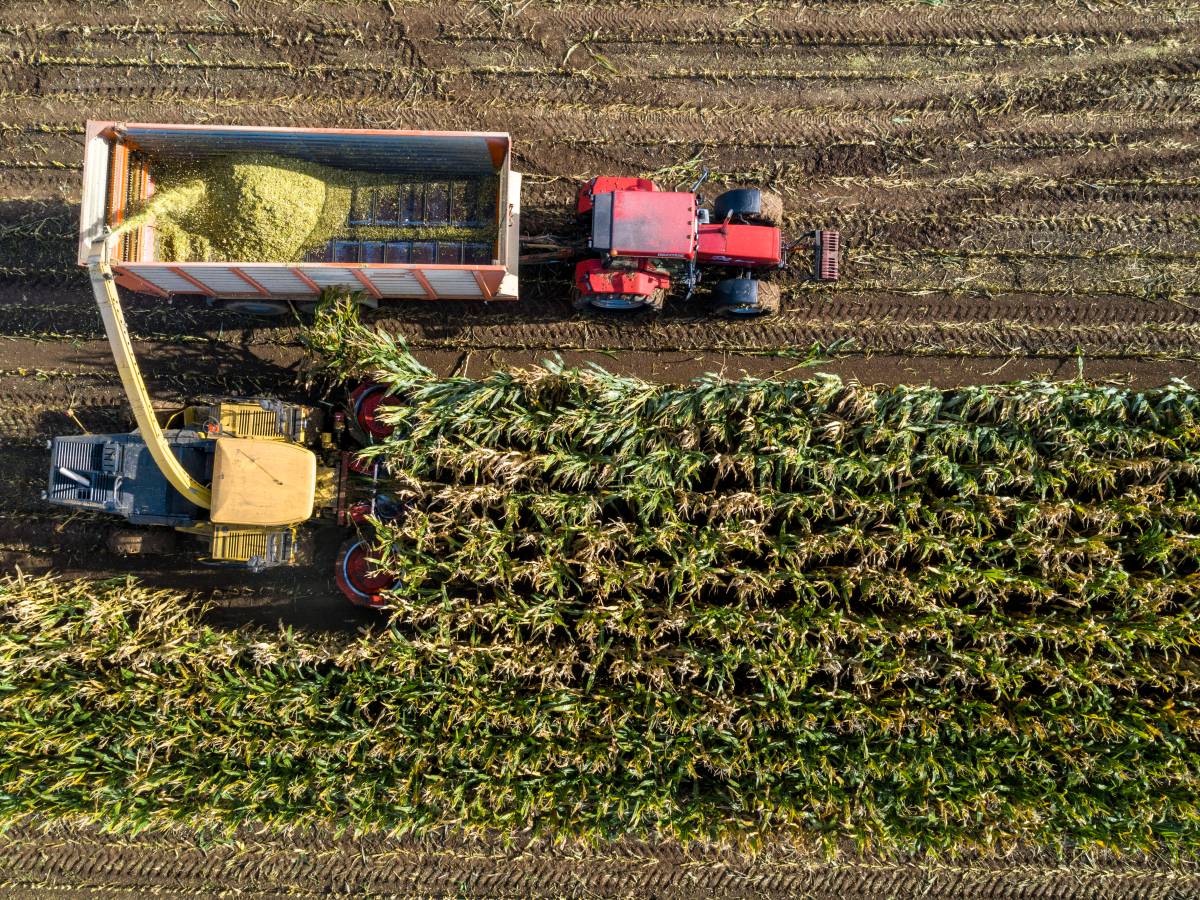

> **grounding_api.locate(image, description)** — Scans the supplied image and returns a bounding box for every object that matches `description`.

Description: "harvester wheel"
[349,383,399,442]
[335,538,397,608]
[107,528,177,556]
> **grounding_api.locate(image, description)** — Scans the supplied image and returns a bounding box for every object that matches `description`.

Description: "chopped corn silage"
[116,154,350,263]
[115,154,491,263]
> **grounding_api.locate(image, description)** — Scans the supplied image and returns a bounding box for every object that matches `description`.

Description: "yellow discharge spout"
[88,235,212,509]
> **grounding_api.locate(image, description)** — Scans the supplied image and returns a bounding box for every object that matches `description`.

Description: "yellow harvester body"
[82,234,338,568]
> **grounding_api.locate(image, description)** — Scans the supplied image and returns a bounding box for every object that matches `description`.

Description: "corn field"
[1,0,1199,892]
[9,297,1196,850]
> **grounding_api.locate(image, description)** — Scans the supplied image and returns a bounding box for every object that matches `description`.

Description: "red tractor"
[573,176,839,316]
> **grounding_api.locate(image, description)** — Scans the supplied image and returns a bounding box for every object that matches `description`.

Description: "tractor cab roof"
[591,190,697,260]
[210,437,316,527]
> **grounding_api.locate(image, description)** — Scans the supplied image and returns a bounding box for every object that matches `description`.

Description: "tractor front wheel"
[587,293,658,312]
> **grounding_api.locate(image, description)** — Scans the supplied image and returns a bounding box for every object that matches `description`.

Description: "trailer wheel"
[107,528,177,556]
[222,299,291,317]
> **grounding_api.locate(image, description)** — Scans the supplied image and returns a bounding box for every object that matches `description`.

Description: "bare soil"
[1,0,1198,893]
[1,825,1198,900]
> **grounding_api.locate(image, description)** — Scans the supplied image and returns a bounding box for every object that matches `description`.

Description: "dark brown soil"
[1,824,1198,900]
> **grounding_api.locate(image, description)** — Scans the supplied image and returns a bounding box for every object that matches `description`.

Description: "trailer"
[79,122,521,312]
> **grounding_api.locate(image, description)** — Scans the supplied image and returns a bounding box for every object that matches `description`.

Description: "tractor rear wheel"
[755,281,781,315]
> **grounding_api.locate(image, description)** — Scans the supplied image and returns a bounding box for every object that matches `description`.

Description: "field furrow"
[1,824,1197,900]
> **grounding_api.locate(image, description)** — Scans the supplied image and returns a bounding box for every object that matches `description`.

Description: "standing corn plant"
[301,296,1200,851]
[0,295,1196,853]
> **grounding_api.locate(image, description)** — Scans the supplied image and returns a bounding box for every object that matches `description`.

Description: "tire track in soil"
[10,110,1200,166]
[7,55,1195,114]
[4,16,1194,91]
[0,512,168,576]
[8,78,1198,117]
[3,281,1200,338]
[2,277,1200,357]
[0,825,1197,900]
[9,1,1195,43]
[6,102,1200,141]
[434,6,1198,62]
[396,320,1200,359]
